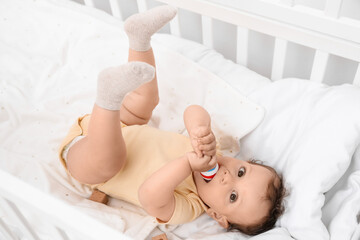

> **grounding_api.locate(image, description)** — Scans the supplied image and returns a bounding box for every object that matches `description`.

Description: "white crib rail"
[157,0,360,84]
[109,0,123,19]
[83,0,360,86]
[136,0,148,13]
[0,169,131,240]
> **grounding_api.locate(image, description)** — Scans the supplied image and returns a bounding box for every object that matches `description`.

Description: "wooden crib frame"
[1,0,359,239]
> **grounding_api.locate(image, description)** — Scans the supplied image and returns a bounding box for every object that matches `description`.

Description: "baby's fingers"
[191,139,203,157]
[195,147,203,158]
[192,126,211,138]
[203,149,216,157]
[199,141,216,157]
[199,141,216,152]
[198,132,215,144]
[208,155,217,169]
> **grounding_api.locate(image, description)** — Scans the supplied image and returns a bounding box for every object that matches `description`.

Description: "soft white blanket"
[1,0,360,240]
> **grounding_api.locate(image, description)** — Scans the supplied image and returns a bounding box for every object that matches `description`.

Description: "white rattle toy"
[200,163,219,181]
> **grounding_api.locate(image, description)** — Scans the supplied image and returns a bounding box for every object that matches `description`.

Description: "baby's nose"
[220,170,229,184]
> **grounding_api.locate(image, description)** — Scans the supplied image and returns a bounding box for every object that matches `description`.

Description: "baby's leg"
[120,5,177,125]
[66,62,155,184]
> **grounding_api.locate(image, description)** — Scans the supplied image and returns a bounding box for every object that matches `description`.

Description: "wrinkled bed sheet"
[1,0,360,240]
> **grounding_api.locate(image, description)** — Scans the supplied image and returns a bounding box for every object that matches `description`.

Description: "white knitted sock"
[124,5,177,51]
[96,62,155,111]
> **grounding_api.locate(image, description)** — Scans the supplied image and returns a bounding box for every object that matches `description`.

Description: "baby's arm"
[184,105,216,157]
[138,152,213,222]
[138,154,191,222]
[138,105,216,222]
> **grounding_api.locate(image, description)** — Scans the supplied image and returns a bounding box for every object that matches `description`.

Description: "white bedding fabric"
[241,80,360,240]
[1,0,360,240]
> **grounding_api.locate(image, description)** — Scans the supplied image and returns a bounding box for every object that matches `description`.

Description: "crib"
[1,0,360,239]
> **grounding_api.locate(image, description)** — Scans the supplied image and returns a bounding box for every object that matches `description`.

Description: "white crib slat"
[236,27,249,66]
[109,0,123,19]
[271,38,288,81]
[0,197,40,240]
[201,15,213,48]
[354,64,360,87]
[169,15,181,37]
[325,0,343,18]
[136,0,148,12]
[83,0,95,7]
[310,50,329,82]
[156,0,360,63]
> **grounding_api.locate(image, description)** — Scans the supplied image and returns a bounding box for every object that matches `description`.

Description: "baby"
[59,5,286,236]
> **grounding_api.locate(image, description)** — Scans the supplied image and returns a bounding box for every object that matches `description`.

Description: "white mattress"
[1,0,360,240]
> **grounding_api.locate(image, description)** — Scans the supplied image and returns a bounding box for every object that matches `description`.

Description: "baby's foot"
[124,5,177,51]
[96,62,155,111]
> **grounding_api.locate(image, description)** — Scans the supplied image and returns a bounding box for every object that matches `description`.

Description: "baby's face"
[193,156,274,228]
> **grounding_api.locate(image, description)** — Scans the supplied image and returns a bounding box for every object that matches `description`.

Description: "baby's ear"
[206,208,229,229]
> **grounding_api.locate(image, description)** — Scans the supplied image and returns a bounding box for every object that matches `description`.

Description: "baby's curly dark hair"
[228,160,287,236]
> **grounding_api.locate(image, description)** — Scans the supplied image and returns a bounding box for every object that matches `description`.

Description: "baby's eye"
[230,191,238,203]
[238,167,246,177]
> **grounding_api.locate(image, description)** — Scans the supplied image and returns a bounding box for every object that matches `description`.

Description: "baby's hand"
[189,126,216,158]
[186,151,217,172]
